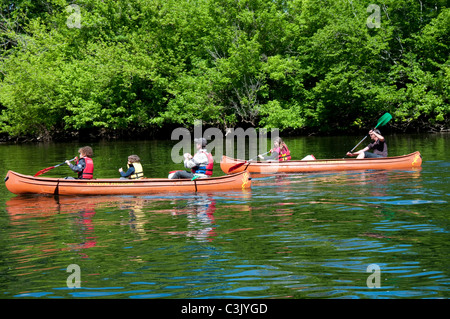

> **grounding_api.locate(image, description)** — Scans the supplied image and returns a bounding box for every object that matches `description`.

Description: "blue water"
[0,134,448,300]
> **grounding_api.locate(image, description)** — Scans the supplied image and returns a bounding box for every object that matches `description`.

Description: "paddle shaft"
[227,151,271,173]
[249,151,271,162]
[56,157,77,168]
[242,151,272,172]
[349,135,368,153]
[55,158,76,167]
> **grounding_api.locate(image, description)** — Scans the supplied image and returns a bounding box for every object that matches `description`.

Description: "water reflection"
[167,194,217,242]
[5,194,226,289]
[250,169,424,212]
[5,192,253,249]
[6,196,101,262]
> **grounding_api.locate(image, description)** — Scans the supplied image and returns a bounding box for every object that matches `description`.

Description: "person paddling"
[258,137,291,161]
[119,155,144,179]
[169,138,214,179]
[346,129,388,159]
[66,146,94,179]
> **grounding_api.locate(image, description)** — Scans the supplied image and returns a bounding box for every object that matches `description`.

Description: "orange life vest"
[78,156,94,179]
[276,145,291,161]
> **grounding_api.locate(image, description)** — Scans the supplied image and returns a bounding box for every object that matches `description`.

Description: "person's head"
[78,146,93,157]
[369,129,381,140]
[273,137,285,148]
[128,155,140,163]
[194,137,207,149]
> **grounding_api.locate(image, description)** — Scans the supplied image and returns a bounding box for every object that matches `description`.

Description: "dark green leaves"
[0,0,448,139]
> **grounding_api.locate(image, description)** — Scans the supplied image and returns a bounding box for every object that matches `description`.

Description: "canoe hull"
[4,170,252,195]
[220,152,422,174]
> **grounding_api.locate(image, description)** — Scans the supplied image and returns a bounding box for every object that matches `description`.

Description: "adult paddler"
[169,138,214,179]
[346,129,388,159]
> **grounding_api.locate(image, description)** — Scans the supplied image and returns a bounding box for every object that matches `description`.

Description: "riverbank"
[1,123,449,144]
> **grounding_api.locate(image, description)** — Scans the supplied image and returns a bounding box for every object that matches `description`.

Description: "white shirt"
[184,148,210,170]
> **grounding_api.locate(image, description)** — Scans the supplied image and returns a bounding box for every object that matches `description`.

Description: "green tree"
[0,0,448,139]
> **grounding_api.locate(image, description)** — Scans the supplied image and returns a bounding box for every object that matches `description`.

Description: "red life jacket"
[277,145,291,162]
[78,156,94,179]
[191,151,214,176]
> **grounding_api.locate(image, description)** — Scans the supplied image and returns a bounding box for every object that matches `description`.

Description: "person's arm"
[185,151,209,169]
[183,153,196,169]
[259,151,279,160]
[370,130,384,142]
[119,166,135,177]
[68,158,85,172]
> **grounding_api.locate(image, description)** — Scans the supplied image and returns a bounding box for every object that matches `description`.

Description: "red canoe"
[4,170,252,195]
[220,151,422,174]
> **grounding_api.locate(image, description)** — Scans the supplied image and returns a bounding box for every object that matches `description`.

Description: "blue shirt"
[120,166,135,178]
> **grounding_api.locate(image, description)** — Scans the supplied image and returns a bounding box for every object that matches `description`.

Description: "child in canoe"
[258,137,291,161]
[65,146,94,179]
[119,155,144,179]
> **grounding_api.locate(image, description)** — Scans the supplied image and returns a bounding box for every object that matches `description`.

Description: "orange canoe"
[4,170,251,195]
[220,151,422,174]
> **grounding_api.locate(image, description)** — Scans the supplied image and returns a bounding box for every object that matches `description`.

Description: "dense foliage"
[0,0,448,140]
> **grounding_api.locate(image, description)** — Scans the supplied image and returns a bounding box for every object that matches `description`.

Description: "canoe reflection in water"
[5,193,245,254]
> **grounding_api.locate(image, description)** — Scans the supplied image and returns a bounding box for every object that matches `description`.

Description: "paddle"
[347,113,392,155]
[34,157,77,177]
[227,151,271,174]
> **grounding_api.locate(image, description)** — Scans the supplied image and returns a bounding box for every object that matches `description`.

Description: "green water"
[0,133,448,299]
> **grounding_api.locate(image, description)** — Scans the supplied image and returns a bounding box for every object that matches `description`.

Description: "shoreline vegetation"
[1,126,449,145]
[1,0,449,143]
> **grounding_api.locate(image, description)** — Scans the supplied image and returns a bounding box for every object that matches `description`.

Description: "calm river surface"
[0,133,448,300]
